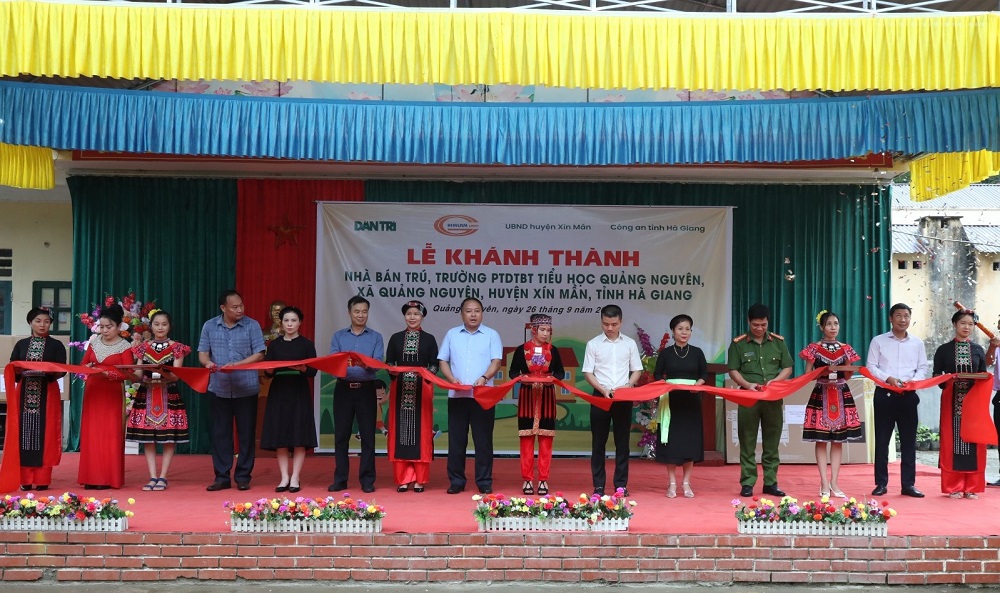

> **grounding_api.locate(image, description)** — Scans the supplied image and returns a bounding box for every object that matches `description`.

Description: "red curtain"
[235,179,364,338]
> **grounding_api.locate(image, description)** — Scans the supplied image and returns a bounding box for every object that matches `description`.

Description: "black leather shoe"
[593,486,605,496]
[762,484,786,497]
[989,479,1000,487]
[362,485,375,493]
[237,482,251,491]
[739,485,754,497]
[328,483,347,492]
[206,482,231,492]
[871,485,887,496]
[446,485,464,494]
[20,485,32,492]
[478,486,492,494]
[901,486,925,498]
[275,485,289,493]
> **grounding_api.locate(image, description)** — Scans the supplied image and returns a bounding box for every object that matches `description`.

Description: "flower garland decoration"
[225,493,386,522]
[0,492,135,520]
[815,309,828,326]
[732,495,896,524]
[71,291,158,346]
[633,323,670,455]
[472,488,636,525]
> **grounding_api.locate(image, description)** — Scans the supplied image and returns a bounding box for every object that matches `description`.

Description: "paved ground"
[0,584,984,593]
[916,448,1000,484]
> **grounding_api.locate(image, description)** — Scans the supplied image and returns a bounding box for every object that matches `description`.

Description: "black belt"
[343,380,375,389]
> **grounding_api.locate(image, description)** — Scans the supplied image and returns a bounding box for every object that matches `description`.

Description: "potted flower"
[916,424,934,451]
[473,488,636,532]
[733,495,895,536]
[0,492,134,532]
[225,493,385,533]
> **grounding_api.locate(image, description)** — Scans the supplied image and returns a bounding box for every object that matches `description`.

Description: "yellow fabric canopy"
[1,1,998,91]
[0,143,53,190]
[909,151,1000,202]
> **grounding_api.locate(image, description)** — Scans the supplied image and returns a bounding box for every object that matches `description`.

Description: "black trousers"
[208,392,259,485]
[590,399,632,490]
[333,382,377,489]
[873,387,919,489]
[447,397,495,489]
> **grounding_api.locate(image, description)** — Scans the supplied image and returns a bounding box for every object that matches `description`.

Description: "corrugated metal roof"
[893,225,923,254]
[965,226,1000,254]
[892,184,1000,210]
[892,224,1000,254]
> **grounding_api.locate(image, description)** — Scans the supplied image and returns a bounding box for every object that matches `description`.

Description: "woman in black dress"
[261,306,318,493]
[652,314,707,498]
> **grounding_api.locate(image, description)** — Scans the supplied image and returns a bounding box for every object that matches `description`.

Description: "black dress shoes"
[901,486,925,498]
[206,481,231,492]
[593,487,605,496]
[328,483,347,492]
[989,478,1000,487]
[446,485,464,494]
[478,486,492,494]
[871,485,888,496]
[762,484,786,497]
[288,485,301,494]
[237,482,251,491]
[362,485,376,493]
[275,485,289,493]
[739,485,754,497]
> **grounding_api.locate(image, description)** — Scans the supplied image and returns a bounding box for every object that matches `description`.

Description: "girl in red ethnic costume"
[2,307,67,492]
[509,314,564,496]
[385,301,439,493]
[799,310,863,499]
[78,304,134,490]
[933,309,988,498]
[126,310,191,491]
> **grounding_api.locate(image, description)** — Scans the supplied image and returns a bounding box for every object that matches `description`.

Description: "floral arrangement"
[225,493,386,522]
[0,492,135,520]
[633,323,670,455]
[71,292,158,346]
[472,488,637,524]
[733,495,896,525]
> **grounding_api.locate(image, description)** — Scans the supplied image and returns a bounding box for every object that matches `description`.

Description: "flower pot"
[736,521,887,536]
[477,517,629,532]
[0,516,128,532]
[930,441,940,451]
[229,517,382,533]
[917,440,931,451]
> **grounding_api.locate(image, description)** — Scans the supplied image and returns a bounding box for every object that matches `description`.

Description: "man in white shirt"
[582,304,643,496]
[866,303,929,498]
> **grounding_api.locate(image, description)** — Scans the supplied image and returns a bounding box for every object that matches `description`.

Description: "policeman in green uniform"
[728,303,793,498]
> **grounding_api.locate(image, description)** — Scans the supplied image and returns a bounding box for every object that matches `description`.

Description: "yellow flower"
[125,511,134,517]
[849,497,857,504]
[367,505,377,513]
[271,501,280,510]
[127,498,135,505]
[820,495,829,503]
[889,509,897,517]
[471,494,482,501]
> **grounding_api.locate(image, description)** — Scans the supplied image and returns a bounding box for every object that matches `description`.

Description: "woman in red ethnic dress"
[933,309,988,499]
[78,304,134,489]
[799,310,863,499]
[126,310,191,491]
[384,301,438,493]
[2,307,67,492]
[508,314,564,496]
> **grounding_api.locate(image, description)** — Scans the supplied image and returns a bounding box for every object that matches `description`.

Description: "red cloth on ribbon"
[857,367,953,392]
[608,368,827,407]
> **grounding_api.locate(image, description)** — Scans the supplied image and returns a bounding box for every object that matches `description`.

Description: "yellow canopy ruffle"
[1,1,998,91]
[0,143,54,190]
[909,151,1000,202]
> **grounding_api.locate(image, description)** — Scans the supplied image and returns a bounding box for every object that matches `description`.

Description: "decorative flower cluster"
[73,292,158,343]
[633,323,670,452]
[472,488,637,524]
[733,495,896,524]
[0,492,134,520]
[225,493,386,522]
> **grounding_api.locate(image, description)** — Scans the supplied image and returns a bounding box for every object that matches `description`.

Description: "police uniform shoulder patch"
[733,334,747,343]
[769,332,785,341]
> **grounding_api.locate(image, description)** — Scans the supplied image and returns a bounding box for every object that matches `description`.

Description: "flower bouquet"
[0,492,134,531]
[472,488,636,532]
[732,495,895,536]
[225,493,385,533]
[633,323,669,459]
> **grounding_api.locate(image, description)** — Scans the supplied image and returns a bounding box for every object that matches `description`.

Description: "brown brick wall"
[0,532,997,584]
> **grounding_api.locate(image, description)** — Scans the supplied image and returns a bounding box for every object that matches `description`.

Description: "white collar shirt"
[581,332,643,389]
[866,331,929,383]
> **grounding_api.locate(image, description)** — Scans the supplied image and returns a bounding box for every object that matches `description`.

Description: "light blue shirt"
[197,314,266,398]
[329,326,384,381]
[438,324,503,399]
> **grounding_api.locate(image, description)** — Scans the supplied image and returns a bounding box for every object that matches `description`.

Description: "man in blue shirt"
[438,298,503,494]
[328,296,384,493]
[198,290,266,492]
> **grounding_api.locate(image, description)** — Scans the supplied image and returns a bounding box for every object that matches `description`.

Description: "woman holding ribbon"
[933,309,988,499]
[384,301,439,493]
[799,310,863,499]
[509,314,564,496]
[78,304,134,489]
[3,307,67,491]
[652,314,706,498]
[126,309,191,491]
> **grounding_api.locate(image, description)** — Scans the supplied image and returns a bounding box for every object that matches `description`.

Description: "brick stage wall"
[1,533,998,584]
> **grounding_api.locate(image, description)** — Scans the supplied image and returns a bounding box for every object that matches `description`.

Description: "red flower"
[813,513,822,521]
[104,296,115,307]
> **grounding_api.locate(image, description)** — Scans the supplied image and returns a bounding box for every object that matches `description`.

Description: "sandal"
[965,492,979,499]
[666,484,677,498]
[820,490,831,499]
[397,484,410,493]
[831,488,846,499]
[522,481,534,495]
[537,481,549,496]
[152,478,167,491]
[949,492,963,499]
[413,484,425,493]
[142,478,159,491]
[682,482,695,498]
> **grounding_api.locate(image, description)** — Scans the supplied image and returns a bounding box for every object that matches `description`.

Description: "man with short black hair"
[729,303,793,498]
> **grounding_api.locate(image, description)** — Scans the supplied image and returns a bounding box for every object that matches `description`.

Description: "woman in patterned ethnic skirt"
[508,314,563,497]
[799,310,863,499]
[2,307,67,492]
[126,310,191,491]
[384,301,439,493]
[933,309,988,499]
